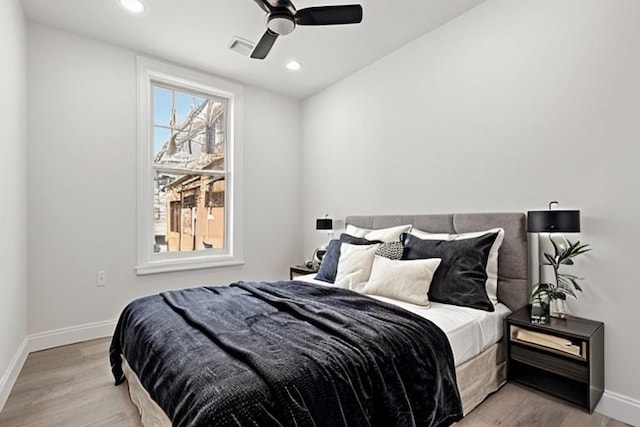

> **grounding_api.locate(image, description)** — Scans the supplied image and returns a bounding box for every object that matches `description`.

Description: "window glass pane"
[152,84,227,172]
[153,171,225,253]
[153,86,173,126]
[175,92,205,124]
[153,127,170,157]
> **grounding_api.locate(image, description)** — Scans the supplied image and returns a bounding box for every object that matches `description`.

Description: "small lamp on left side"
[311,215,333,268]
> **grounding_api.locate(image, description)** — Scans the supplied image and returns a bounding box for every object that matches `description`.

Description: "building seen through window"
[152,84,228,253]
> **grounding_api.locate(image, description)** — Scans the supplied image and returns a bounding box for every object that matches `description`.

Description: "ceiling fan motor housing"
[267,13,296,35]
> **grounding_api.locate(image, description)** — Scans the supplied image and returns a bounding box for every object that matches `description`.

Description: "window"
[137,57,244,275]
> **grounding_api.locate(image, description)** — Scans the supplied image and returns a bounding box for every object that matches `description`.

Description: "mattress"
[296,273,511,366]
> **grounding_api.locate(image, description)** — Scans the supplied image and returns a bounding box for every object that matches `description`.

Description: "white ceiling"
[22,0,484,99]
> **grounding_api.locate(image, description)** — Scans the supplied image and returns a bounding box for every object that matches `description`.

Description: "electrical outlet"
[97,270,106,287]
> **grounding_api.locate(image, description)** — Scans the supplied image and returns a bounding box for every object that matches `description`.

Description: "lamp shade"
[527,210,581,233]
[316,218,333,231]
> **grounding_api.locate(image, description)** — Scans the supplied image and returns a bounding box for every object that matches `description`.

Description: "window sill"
[136,257,245,275]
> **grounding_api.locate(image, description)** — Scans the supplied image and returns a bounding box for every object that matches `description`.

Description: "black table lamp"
[311,215,333,267]
[527,202,580,233]
[316,215,333,231]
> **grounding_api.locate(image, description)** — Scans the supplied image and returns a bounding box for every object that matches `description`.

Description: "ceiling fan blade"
[252,0,272,12]
[295,5,363,26]
[250,30,279,59]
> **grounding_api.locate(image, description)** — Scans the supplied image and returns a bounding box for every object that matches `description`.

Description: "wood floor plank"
[498,396,570,427]
[457,382,528,425]
[0,338,631,427]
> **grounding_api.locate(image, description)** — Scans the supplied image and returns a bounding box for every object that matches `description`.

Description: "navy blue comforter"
[110,281,462,427]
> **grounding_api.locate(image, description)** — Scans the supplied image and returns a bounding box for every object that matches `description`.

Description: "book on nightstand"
[512,328,581,356]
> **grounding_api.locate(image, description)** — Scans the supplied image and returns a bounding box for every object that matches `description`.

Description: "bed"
[110,212,529,426]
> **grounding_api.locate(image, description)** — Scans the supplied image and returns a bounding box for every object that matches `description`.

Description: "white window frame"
[136,57,244,275]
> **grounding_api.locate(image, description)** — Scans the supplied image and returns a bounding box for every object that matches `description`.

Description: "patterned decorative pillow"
[375,241,404,260]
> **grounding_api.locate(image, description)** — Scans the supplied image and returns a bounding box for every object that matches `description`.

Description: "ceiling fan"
[250,0,363,59]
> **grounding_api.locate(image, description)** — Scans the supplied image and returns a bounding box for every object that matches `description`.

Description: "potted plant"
[531,238,591,322]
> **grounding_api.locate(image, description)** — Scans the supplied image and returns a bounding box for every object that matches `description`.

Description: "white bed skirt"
[457,341,506,415]
[122,357,171,427]
[121,341,505,425]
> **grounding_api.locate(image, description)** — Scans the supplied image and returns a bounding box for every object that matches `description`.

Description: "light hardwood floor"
[0,338,631,427]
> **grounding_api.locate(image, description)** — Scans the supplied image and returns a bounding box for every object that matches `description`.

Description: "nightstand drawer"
[511,344,588,383]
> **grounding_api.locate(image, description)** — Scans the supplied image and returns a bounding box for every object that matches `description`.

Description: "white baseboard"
[597,390,640,426]
[0,319,116,412]
[27,319,116,353]
[0,338,29,412]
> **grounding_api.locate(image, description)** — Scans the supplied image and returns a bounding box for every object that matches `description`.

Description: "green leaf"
[550,237,561,257]
[557,276,570,286]
[563,241,591,259]
[530,283,551,300]
[549,290,566,299]
[558,273,584,291]
[556,275,581,297]
[544,253,557,267]
[558,284,577,298]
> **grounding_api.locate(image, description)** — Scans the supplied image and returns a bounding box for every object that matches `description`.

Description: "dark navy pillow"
[401,232,498,312]
[315,234,382,283]
[315,239,342,283]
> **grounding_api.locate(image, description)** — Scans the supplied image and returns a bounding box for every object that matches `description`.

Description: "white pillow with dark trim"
[345,224,412,243]
[410,227,505,306]
[361,255,441,307]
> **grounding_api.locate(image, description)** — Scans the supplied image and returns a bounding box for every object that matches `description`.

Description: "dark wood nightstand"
[289,265,318,280]
[505,306,604,413]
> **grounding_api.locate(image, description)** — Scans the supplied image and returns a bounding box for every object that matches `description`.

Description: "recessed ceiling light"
[286,60,302,71]
[119,0,145,14]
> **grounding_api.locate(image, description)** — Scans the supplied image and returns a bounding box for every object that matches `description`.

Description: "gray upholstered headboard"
[345,213,529,312]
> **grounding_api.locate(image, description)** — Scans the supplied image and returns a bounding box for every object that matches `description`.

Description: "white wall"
[26,23,302,334]
[0,0,28,402]
[302,0,640,420]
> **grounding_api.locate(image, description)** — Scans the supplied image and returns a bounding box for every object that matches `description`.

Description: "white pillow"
[361,256,441,306]
[409,227,505,305]
[334,243,379,292]
[345,224,412,243]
